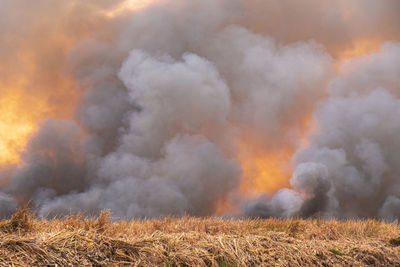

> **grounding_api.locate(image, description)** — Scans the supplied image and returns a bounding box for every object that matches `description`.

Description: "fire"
[0,69,80,166]
[0,1,150,166]
[0,90,41,165]
[1,0,395,219]
[104,0,156,18]
[340,40,381,59]
[236,142,292,196]
[222,38,383,210]
[335,39,382,71]
[215,139,298,214]
[233,112,316,198]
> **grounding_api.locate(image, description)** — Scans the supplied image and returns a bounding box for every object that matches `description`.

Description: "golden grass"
[0,208,399,266]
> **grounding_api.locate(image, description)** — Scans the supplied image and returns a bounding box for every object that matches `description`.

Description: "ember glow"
[237,142,291,196]
[340,40,382,59]
[0,91,35,164]
[334,40,383,72]
[0,0,400,220]
[103,0,155,18]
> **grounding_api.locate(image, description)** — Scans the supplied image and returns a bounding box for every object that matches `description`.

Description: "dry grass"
[0,208,399,266]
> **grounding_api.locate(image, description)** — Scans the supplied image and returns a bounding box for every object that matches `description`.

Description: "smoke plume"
[0,0,399,220]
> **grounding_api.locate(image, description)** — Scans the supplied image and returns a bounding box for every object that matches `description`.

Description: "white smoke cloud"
[0,0,400,220]
[290,88,400,219]
[117,50,231,158]
[40,134,240,218]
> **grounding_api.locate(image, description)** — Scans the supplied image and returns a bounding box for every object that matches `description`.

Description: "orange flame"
[103,0,156,18]
[0,81,79,165]
[0,1,154,166]
[0,91,37,164]
[340,40,381,59]
[335,39,382,71]
[0,0,392,217]
[216,114,317,214]
[237,142,292,196]
[221,39,384,213]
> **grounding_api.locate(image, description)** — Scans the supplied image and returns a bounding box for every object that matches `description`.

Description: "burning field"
[1,0,400,221]
[1,0,400,265]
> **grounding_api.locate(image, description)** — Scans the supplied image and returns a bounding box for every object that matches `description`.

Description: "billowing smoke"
[246,43,400,219]
[0,0,399,220]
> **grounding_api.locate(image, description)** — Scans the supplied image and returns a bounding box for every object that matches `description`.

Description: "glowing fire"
[237,142,292,196]
[229,39,380,202]
[215,141,295,215]
[0,73,80,166]
[233,113,316,198]
[0,102,33,164]
[0,90,43,165]
[0,0,154,166]
[0,0,392,217]
[104,0,155,18]
[335,39,382,71]
[340,40,381,59]
[216,38,383,213]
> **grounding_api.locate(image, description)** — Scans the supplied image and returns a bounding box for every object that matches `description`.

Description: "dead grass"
[0,207,399,266]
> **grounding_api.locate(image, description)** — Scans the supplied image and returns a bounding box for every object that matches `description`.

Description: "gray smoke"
[248,44,400,219]
[0,0,400,220]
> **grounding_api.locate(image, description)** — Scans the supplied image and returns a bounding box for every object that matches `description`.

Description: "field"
[0,207,399,266]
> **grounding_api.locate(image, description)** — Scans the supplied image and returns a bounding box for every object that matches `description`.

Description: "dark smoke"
[0,0,400,220]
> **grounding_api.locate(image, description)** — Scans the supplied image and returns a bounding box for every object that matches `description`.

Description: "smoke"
[0,0,400,220]
[249,45,400,219]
